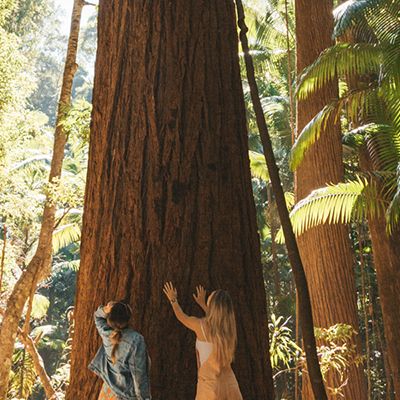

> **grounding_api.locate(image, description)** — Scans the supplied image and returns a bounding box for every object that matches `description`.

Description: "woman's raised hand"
[163,281,178,303]
[193,285,206,307]
[104,301,116,314]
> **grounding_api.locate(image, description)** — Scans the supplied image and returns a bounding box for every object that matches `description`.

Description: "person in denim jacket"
[89,301,151,400]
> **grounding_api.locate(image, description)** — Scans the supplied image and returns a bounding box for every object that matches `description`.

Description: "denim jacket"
[88,306,151,400]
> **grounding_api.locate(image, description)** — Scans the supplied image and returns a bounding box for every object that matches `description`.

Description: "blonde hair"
[205,290,237,367]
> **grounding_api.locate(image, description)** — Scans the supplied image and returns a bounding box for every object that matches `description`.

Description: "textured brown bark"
[294,1,366,399]
[366,208,400,397]
[235,1,327,398]
[66,2,273,399]
[342,19,400,397]
[358,226,371,400]
[0,1,84,397]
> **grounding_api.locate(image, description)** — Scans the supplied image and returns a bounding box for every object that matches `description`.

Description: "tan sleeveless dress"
[195,322,243,400]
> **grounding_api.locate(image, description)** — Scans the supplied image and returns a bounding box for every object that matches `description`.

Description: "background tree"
[294,0,366,398]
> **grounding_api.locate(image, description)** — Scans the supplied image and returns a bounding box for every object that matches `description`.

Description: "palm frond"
[31,324,57,339]
[52,223,81,254]
[386,163,400,233]
[53,259,80,272]
[249,150,270,182]
[291,87,379,170]
[285,192,295,210]
[8,349,37,399]
[30,294,50,320]
[10,154,51,171]
[333,0,386,38]
[289,178,385,236]
[290,104,336,170]
[366,124,400,171]
[297,43,381,100]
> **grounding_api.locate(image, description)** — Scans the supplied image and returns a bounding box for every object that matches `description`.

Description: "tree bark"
[294,1,366,399]
[235,1,327,399]
[362,191,400,397]
[67,1,273,399]
[0,1,84,397]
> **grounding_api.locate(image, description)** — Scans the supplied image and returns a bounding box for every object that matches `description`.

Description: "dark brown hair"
[107,302,132,363]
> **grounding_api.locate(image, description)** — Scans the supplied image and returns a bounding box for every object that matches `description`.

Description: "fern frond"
[297,43,381,100]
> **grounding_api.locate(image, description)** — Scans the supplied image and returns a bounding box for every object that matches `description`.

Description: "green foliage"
[289,177,386,236]
[58,99,92,143]
[269,314,301,370]
[30,294,50,320]
[8,349,37,400]
[249,150,270,181]
[314,324,364,397]
[296,43,382,101]
[290,0,400,236]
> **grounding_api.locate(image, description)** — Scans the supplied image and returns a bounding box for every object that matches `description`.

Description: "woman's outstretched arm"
[163,282,200,332]
[93,301,115,340]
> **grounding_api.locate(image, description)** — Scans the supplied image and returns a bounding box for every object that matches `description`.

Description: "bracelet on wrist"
[170,298,177,304]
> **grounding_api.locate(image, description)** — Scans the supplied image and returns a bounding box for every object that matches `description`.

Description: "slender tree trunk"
[17,329,56,399]
[284,0,295,142]
[67,2,273,399]
[267,185,281,300]
[0,1,84,397]
[0,224,6,292]
[235,1,327,399]
[358,225,371,400]
[294,1,366,399]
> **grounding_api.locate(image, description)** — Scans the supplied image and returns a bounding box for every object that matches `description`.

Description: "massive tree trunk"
[0,1,84,397]
[295,1,366,398]
[67,1,274,399]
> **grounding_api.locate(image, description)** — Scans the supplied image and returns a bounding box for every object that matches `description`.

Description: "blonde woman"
[163,282,243,400]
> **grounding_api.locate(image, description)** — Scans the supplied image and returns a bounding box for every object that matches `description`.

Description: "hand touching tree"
[193,285,208,313]
[163,282,178,303]
[103,301,116,314]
